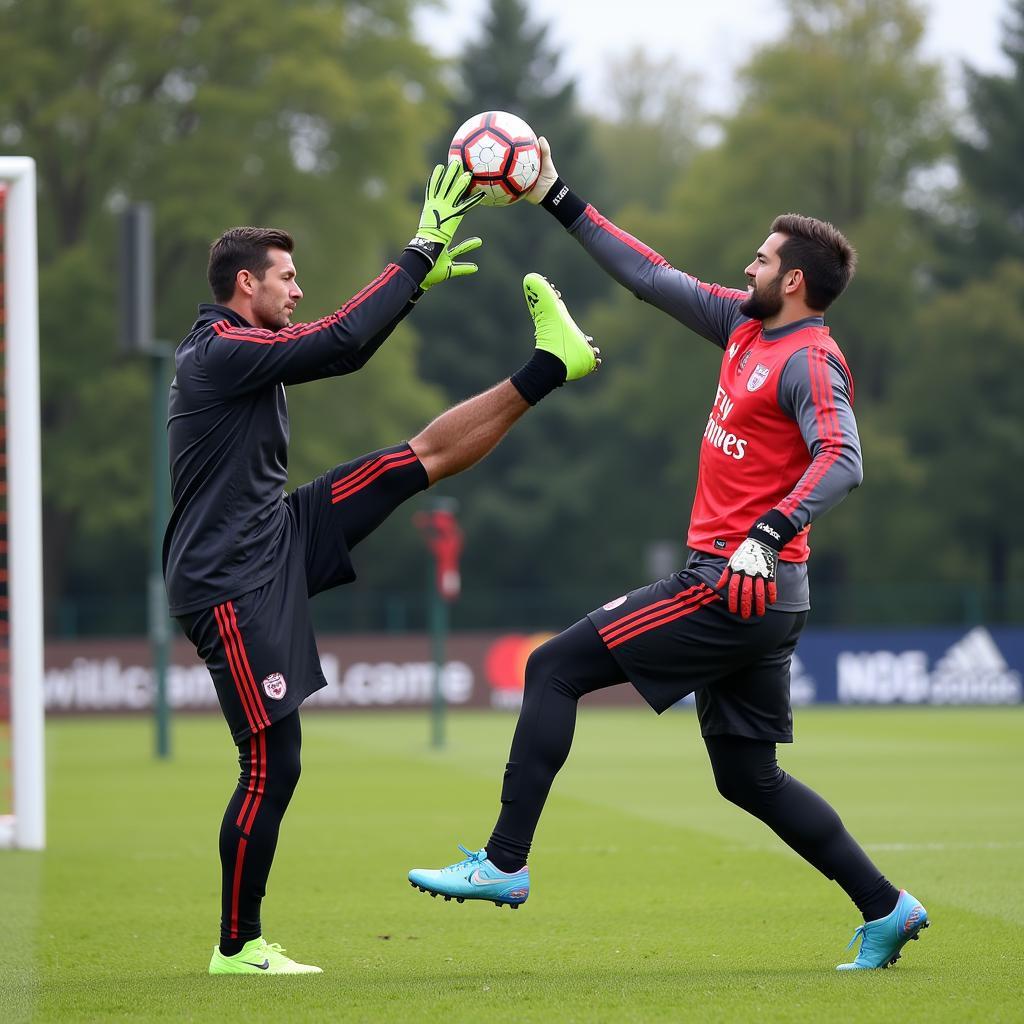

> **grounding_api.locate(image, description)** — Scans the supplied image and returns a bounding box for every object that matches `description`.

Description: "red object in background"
[414,509,463,601]
[484,633,555,692]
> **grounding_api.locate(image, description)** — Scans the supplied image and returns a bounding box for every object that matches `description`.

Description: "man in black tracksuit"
[164,161,600,974]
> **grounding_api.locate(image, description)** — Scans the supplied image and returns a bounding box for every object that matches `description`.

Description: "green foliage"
[893,261,1024,588]
[949,0,1024,277]
[0,0,448,619]
[416,0,608,398]
[591,49,703,213]
[562,0,949,593]
[410,0,614,601]
[4,0,1020,628]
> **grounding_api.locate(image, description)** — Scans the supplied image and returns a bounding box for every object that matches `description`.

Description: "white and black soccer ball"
[448,111,541,207]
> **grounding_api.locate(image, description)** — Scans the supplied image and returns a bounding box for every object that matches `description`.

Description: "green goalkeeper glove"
[421,236,482,291]
[418,160,483,243]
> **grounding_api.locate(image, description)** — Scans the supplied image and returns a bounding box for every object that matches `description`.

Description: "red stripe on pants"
[598,584,709,643]
[214,604,259,734]
[226,602,270,729]
[229,837,248,940]
[605,591,719,649]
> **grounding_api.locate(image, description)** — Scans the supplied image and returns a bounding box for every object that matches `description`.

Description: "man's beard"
[739,274,784,320]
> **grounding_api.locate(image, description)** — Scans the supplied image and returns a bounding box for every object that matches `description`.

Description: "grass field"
[2,706,1023,1022]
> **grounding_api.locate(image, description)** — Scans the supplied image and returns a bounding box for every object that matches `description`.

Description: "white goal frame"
[0,157,44,850]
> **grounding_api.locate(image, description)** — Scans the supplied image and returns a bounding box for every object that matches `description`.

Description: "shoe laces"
[846,924,866,951]
[446,843,486,871]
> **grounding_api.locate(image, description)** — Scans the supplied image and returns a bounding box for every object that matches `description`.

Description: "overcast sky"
[415,0,1013,112]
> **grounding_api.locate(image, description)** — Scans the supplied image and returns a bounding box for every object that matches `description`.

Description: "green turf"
[2,707,1022,1022]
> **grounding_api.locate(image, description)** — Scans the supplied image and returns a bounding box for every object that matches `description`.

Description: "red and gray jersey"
[542,188,862,609]
[163,255,426,616]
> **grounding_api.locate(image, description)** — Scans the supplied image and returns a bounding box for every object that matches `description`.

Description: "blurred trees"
[592,48,703,211]
[560,0,948,601]
[410,0,615,608]
[893,0,1024,600]
[415,0,605,397]
[951,0,1024,279]
[892,263,1024,601]
[1,0,1020,633]
[0,0,447,627]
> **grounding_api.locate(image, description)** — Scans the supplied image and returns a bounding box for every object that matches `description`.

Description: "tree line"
[1,0,1021,633]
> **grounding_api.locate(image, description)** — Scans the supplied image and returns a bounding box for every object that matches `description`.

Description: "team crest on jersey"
[262,672,287,700]
[737,351,752,374]
[602,595,628,611]
[746,363,771,391]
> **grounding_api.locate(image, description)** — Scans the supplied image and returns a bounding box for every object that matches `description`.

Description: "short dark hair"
[769,214,857,311]
[207,226,295,303]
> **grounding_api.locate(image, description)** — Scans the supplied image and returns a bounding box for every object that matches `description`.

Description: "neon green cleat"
[208,936,323,975]
[523,273,600,381]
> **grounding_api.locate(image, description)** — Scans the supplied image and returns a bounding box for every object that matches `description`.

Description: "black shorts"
[179,443,428,744]
[587,568,807,743]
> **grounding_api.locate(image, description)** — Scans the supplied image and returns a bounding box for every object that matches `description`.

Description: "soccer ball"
[448,111,541,207]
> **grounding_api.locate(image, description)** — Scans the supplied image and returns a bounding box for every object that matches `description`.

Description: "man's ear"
[236,268,254,297]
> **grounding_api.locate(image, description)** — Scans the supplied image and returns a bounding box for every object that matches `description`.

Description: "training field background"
[2,707,1021,1023]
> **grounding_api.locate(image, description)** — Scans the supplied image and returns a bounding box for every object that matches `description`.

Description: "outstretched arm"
[527,137,748,349]
[201,162,484,398]
[200,258,425,396]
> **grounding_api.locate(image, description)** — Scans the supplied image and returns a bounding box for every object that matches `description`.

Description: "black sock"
[218,937,249,957]
[486,836,528,874]
[510,350,567,406]
[860,881,901,922]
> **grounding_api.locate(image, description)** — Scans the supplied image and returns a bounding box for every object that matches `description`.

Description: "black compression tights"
[485,619,899,922]
[218,710,302,954]
[703,735,899,921]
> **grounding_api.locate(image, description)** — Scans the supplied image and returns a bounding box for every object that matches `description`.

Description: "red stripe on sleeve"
[584,206,670,267]
[778,348,842,517]
[692,277,749,302]
[212,265,402,345]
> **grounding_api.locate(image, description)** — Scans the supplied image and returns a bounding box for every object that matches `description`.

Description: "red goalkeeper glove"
[716,510,796,619]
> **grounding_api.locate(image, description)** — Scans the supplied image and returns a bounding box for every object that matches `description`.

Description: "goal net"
[0,158,44,850]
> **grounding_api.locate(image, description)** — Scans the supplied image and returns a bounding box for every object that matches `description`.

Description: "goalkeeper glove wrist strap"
[402,237,444,273]
[748,509,798,553]
[540,177,587,228]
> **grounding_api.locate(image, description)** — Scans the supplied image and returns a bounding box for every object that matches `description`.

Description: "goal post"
[0,156,45,850]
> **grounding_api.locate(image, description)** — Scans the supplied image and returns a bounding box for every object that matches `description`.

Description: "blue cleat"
[836,889,929,970]
[408,844,530,909]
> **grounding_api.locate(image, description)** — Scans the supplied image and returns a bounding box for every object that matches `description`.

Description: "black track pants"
[218,709,302,949]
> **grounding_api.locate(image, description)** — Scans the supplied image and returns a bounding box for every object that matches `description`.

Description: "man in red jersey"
[408,141,929,972]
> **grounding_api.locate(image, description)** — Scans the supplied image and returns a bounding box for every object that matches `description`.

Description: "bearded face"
[739,270,785,321]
